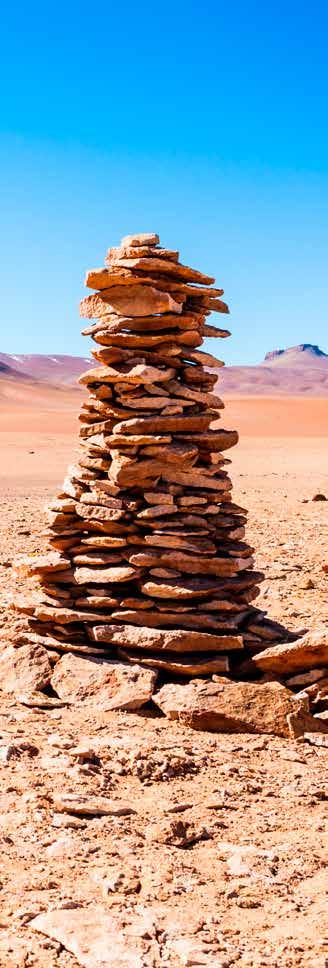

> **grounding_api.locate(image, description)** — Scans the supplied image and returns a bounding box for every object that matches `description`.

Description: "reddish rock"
[0,642,52,695]
[13,551,70,578]
[153,679,315,738]
[30,906,154,968]
[80,284,182,318]
[91,623,243,654]
[121,232,160,247]
[51,652,157,709]
[253,629,328,675]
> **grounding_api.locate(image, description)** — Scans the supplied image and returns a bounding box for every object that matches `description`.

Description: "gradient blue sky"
[1,0,328,364]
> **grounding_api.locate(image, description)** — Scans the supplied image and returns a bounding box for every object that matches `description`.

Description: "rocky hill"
[217,344,328,395]
[0,353,91,385]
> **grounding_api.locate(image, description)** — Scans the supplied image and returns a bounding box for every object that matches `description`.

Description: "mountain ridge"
[0,353,91,386]
[262,344,328,367]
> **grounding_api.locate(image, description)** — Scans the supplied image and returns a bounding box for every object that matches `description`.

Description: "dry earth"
[0,393,327,967]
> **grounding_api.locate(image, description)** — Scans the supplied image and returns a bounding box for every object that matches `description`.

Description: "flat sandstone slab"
[53,793,136,816]
[253,629,328,675]
[91,624,243,653]
[153,679,316,738]
[51,652,157,709]
[0,642,52,695]
[118,648,230,676]
[80,285,182,318]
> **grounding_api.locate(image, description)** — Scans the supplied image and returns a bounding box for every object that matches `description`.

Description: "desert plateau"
[0,324,327,966]
[3,0,328,962]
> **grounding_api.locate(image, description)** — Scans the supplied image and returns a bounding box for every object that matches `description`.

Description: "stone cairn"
[14,232,286,681]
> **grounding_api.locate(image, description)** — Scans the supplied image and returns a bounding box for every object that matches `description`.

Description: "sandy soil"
[0,394,327,967]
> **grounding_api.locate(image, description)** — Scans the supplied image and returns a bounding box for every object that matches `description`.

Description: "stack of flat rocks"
[14,232,286,680]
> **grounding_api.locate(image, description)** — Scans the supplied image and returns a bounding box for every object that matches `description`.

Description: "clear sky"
[1,0,328,365]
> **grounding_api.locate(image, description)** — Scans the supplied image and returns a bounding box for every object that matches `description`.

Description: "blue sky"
[1,0,328,364]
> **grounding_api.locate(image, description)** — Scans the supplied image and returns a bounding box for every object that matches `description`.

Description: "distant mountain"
[217,344,328,396]
[0,358,36,382]
[262,344,328,367]
[0,353,91,386]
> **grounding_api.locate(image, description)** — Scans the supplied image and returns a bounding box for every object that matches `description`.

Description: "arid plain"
[0,379,327,967]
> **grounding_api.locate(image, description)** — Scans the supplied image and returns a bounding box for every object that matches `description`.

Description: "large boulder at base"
[51,652,157,710]
[253,629,328,676]
[0,642,52,695]
[153,678,326,738]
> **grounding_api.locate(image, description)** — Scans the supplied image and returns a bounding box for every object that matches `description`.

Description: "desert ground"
[0,389,327,967]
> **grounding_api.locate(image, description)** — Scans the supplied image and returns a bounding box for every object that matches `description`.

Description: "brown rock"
[76,536,127,548]
[114,414,212,434]
[118,649,229,676]
[83,312,200,334]
[142,534,216,553]
[166,379,224,406]
[108,244,179,260]
[15,602,120,624]
[91,623,243,653]
[139,578,232,599]
[53,793,136,816]
[73,565,142,584]
[296,677,328,704]
[285,668,328,687]
[108,433,172,447]
[51,652,157,709]
[181,430,239,451]
[76,505,125,523]
[137,504,178,519]
[108,453,163,487]
[111,609,242,632]
[0,642,52,695]
[78,362,175,387]
[140,442,198,462]
[93,330,200,351]
[121,232,160,246]
[147,817,212,846]
[162,468,232,491]
[79,492,124,509]
[17,692,68,708]
[153,679,311,737]
[144,491,174,505]
[109,255,215,285]
[13,551,70,578]
[202,323,231,338]
[253,629,328,675]
[112,393,172,408]
[72,551,123,565]
[128,550,239,576]
[184,349,224,367]
[80,285,182,318]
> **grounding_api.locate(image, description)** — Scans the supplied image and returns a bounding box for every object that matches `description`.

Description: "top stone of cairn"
[121,232,160,247]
